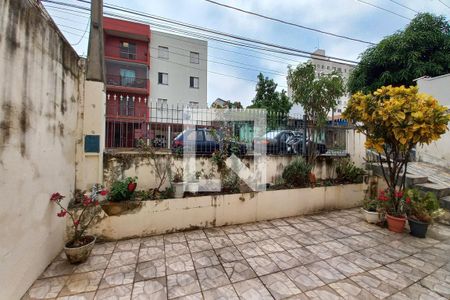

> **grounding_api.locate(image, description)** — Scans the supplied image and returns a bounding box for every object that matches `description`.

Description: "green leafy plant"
[282,157,312,188]
[109,177,138,202]
[377,189,410,217]
[406,188,441,223]
[222,171,240,193]
[335,158,365,183]
[362,197,378,212]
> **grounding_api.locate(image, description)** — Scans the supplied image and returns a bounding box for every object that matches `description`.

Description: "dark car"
[172,128,247,156]
[254,130,327,155]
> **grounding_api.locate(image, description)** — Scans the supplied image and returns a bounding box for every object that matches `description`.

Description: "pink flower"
[405,197,411,204]
[73,220,80,226]
[56,210,67,217]
[82,196,92,206]
[94,200,99,206]
[394,191,403,199]
[99,190,108,196]
[50,192,65,202]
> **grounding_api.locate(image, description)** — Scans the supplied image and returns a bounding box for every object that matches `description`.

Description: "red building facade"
[103,17,151,148]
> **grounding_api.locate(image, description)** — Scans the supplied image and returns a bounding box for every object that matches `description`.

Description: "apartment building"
[289,49,356,116]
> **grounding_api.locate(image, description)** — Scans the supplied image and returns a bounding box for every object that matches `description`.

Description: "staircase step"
[415,183,450,198]
[439,196,450,210]
[403,174,429,187]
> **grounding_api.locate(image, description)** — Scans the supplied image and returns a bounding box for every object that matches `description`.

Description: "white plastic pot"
[362,209,381,224]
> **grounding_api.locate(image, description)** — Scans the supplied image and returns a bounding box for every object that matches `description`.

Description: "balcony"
[106,74,147,89]
[105,44,148,63]
[106,60,149,94]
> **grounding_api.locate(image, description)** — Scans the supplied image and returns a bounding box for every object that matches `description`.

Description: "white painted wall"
[416,74,450,167]
[0,0,84,298]
[149,31,207,107]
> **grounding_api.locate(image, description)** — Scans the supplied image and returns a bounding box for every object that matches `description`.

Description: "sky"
[43,0,450,107]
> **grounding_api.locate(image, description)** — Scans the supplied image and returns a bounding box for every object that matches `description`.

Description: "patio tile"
[304,286,344,300]
[58,292,95,299]
[359,248,397,265]
[172,293,202,300]
[256,239,285,254]
[232,278,273,299]
[326,256,364,277]
[246,255,280,276]
[59,270,103,296]
[321,228,349,239]
[208,236,234,249]
[191,250,220,269]
[115,238,140,252]
[196,265,230,291]
[164,233,186,244]
[240,223,260,231]
[389,282,447,300]
[321,241,353,255]
[284,266,325,292]
[343,252,381,271]
[167,271,201,299]
[270,219,290,227]
[94,284,132,299]
[277,225,300,236]
[132,277,167,300]
[335,225,361,236]
[246,230,269,241]
[222,225,244,234]
[184,230,207,240]
[91,242,116,256]
[274,236,302,250]
[318,219,340,228]
[287,247,321,265]
[138,246,164,262]
[23,276,69,299]
[99,264,135,289]
[267,251,301,270]
[222,259,257,283]
[108,250,138,268]
[350,272,398,299]
[165,242,190,257]
[373,245,409,260]
[256,220,275,229]
[41,260,76,278]
[413,251,448,268]
[292,222,317,233]
[187,239,212,253]
[385,261,427,282]
[260,271,301,300]
[135,259,166,281]
[386,240,420,255]
[329,279,377,300]
[262,227,286,238]
[369,266,413,290]
[227,233,252,245]
[202,284,239,300]
[216,246,244,263]
[305,244,338,260]
[141,236,164,248]
[236,242,265,258]
[166,253,194,275]
[74,255,110,273]
[420,268,450,298]
[291,232,320,246]
[203,228,226,237]
[399,256,438,274]
[306,261,346,284]
[307,230,334,243]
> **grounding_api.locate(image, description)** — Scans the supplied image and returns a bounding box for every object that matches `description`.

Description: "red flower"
[82,196,92,206]
[56,209,67,217]
[394,191,403,199]
[405,197,411,204]
[50,192,65,202]
[94,200,99,206]
[73,220,80,226]
[378,194,389,201]
[99,190,108,196]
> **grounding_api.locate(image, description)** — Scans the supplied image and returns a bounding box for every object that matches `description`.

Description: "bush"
[335,158,365,183]
[407,188,441,223]
[109,177,137,202]
[282,158,312,188]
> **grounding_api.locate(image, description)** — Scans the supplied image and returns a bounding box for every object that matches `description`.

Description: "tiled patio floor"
[23,208,450,299]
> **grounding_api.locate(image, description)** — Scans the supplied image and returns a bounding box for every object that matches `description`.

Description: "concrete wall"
[0,0,83,298]
[416,74,450,167]
[103,153,344,191]
[149,31,207,107]
[86,183,366,240]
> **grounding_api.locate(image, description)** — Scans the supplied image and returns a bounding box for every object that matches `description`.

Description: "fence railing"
[105,102,352,156]
[106,74,148,89]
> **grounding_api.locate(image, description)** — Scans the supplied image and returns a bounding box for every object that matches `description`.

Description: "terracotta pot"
[362,209,380,224]
[64,235,96,264]
[386,214,406,233]
[128,182,137,192]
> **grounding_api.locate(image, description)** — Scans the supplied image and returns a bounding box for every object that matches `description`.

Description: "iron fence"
[105,102,352,156]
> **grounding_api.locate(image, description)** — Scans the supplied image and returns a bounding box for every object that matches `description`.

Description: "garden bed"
[83,183,367,240]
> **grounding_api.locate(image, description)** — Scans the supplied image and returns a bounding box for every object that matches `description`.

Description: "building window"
[120,41,136,60]
[189,76,199,89]
[337,67,342,73]
[190,52,200,64]
[321,65,324,69]
[157,98,168,110]
[120,69,136,86]
[158,46,169,59]
[158,72,168,85]
[189,101,199,108]
[337,109,342,113]
[332,67,336,71]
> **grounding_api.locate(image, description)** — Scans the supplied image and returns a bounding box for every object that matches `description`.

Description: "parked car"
[254,130,327,155]
[172,128,247,156]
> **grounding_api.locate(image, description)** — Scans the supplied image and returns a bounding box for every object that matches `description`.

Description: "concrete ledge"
[86,183,366,240]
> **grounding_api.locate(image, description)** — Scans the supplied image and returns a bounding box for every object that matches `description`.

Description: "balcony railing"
[105,45,148,62]
[106,74,148,89]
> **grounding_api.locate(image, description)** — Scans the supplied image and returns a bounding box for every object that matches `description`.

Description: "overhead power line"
[386,0,419,14]
[438,0,450,10]
[356,0,412,20]
[203,0,375,45]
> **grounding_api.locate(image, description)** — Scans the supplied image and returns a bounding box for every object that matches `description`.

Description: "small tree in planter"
[50,185,107,264]
[171,167,184,198]
[344,85,449,231]
[406,188,442,238]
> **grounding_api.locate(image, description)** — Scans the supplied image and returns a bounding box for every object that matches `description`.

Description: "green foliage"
[109,177,137,202]
[362,197,378,212]
[282,157,312,188]
[348,13,450,94]
[248,73,292,114]
[221,172,240,193]
[335,158,365,183]
[406,188,441,223]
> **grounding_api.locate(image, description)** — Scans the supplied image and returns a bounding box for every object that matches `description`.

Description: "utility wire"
[203,0,375,45]
[438,0,450,10]
[356,0,412,20]
[386,0,419,14]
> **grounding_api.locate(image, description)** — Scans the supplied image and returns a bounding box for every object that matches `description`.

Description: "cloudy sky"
[44,0,449,106]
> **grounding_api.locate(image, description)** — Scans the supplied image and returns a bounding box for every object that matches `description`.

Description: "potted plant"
[378,189,410,233]
[406,188,441,238]
[172,167,184,198]
[50,184,107,264]
[103,177,140,216]
[361,197,380,224]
